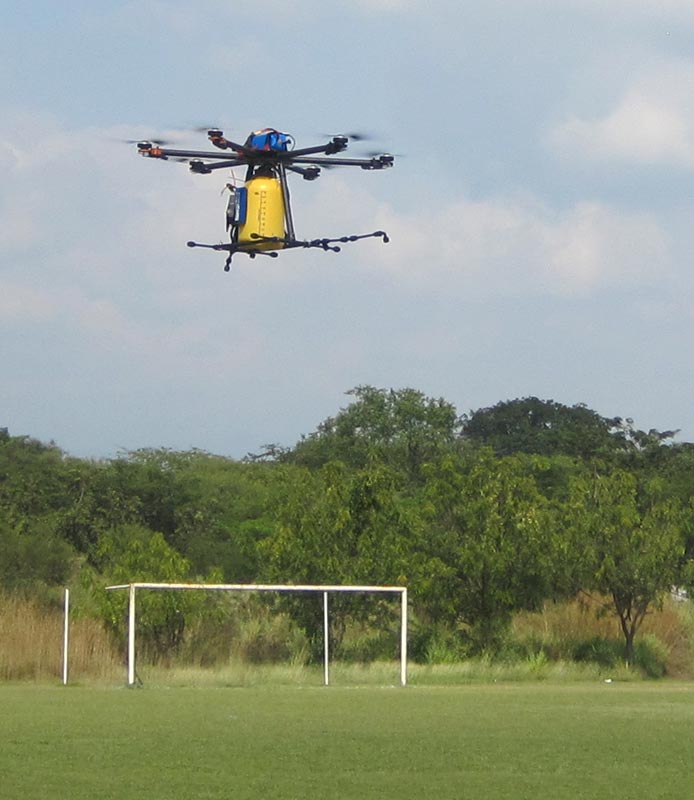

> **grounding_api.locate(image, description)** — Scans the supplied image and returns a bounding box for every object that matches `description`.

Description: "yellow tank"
[238,175,286,250]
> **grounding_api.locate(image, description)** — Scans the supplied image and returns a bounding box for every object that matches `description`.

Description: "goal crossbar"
[106,582,408,687]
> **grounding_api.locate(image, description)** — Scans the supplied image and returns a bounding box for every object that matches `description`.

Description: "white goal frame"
[106,582,408,687]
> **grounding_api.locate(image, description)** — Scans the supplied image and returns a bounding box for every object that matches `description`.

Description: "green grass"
[3,681,694,799]
[130,655,638,688]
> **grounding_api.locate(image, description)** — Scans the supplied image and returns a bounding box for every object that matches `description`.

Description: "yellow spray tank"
[237,174,286,250]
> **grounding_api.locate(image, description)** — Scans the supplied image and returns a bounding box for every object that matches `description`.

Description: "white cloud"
[0,282,61,323]
[301,177,671,298]
[542,202,668,292]
[1,66,691,457]
[548,61,694,168]
[0,115,675,440]
[0,116,673,313]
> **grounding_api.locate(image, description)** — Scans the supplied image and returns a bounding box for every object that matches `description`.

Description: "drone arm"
[207,131,248,153]
[186,228,389,271]
[283,136,348,158]
[284,163,321,180]
[138,144,248,161]
[307,231,390,247]
[248,230,389,251]
[189,158,245,174]
[289,154,394,170]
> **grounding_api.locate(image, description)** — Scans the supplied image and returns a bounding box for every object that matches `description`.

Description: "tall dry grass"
[0,593,121,683]
[512,593,694,678]
[641,598,694,677]
[3,590,694,684]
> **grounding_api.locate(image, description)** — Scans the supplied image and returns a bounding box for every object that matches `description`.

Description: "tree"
[163,453,281,582]
[263,461,414,656]
[564,470,688,664]
[0,433,74,524]
[418,449,556,651]
[93,524,197,656]
[285,386,462,482]
[0,513,76,590]
[0,433,90,588]
[462,397,629,459]
[90,450,280,582]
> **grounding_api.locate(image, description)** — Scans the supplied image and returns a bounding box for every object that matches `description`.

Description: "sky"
[2,0,694,459]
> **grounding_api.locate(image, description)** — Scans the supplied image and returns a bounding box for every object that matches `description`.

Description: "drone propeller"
[120,124,219,146]
[363,150,404,158]
[189,125,227,136]
[345,131,374,142]
[321,130,375,142]
[121,138,175,146]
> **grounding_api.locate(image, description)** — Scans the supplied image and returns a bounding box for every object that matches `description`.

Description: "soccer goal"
[105,582,408,687]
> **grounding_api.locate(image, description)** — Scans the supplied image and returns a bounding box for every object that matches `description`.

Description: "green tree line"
[3,388,694,666]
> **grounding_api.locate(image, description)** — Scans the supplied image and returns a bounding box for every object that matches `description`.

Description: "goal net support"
[105,582,408,687]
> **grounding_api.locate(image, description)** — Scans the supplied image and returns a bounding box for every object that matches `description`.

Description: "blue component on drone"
[246,129,291,152]
[236,187,248,223]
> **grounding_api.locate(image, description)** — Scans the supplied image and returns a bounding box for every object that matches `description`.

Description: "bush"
[408,623,468,664]
[176,595,309,667]
[235,612,308,664]
[633,634,669,678]
[93,524,200,658]
[572,636,621,668]
[0,517,76,589]
[338,625,399,663]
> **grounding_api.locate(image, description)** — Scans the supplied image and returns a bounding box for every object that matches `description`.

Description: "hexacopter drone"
[136,128,394,271]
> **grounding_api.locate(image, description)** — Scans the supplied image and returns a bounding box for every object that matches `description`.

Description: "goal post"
[105,582,408,687]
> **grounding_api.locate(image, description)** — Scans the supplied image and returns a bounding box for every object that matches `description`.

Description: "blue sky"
[3,1,694,457]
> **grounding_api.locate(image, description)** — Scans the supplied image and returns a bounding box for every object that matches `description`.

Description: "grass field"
[2,681,694,799]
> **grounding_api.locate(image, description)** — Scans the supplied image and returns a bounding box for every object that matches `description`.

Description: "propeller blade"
[363,150,404,158]
[320,131,375,142]
[345,131,374,142]
[122,138,175,146]
[191,125,224,133]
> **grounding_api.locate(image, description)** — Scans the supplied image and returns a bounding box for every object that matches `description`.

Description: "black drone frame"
[137,130,394,270]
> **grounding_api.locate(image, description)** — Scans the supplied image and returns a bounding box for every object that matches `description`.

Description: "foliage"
[110,449,280,581]
[416,449,557,651]
[633,634,670,678]
[563,471,688,663]
[284,385,462,481]
[263,461,414,657]
[0,514,76,590]
[0,434,72,522]
[3,387,694,671]
[461,396,658,459]
[91,523,199,656]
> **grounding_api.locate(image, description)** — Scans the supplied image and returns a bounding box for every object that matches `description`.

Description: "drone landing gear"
[273,230,390,252]
[186,230,389,272]
[187,240,280,271]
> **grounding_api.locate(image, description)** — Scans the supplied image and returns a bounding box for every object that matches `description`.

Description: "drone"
[135,128,394,271]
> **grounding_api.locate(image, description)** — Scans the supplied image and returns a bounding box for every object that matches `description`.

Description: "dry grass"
[0,593,121,683]
[512,594,620,644]
[512,593,694,678]
[642,598,694,677]
[3,591,694,684]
